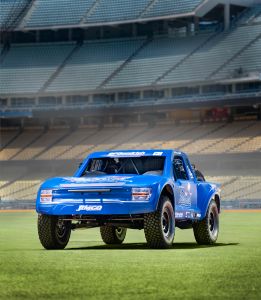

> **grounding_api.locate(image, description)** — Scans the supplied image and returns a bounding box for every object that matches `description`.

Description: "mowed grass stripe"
[0,212,260,299]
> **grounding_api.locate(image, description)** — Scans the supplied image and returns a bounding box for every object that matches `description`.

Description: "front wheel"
[193,200,219,245]
[144,195,175,249]
[38,214,71,250]
[100,226,127,244]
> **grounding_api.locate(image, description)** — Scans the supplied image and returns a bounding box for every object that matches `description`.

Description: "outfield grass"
[0,212,261,300]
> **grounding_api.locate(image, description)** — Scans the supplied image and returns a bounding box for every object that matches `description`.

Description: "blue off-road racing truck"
[36,150,221,249]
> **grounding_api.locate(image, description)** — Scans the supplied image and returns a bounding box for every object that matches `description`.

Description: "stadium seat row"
[1,23,261,96]
[1,121,260,161]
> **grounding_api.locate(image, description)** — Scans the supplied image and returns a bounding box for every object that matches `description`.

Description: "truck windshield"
[81,156,165,176]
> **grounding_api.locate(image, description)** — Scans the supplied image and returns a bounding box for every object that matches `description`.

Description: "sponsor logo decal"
[175,212,184,218]
[153,151,163,156]
[178,186,192,208]
[185,211,191,218]
[107,152,145,157]
[76,205,102,212]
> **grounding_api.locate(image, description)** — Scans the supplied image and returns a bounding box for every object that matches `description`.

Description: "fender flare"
[155,181,175,211]
[202,190,221,218]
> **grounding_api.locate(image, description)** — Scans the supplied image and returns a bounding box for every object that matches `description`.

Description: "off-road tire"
[195,169,205,182]
[193,200,219,245]
[100,226,127,244]
[38,214,71,250]
[144,195,175,249]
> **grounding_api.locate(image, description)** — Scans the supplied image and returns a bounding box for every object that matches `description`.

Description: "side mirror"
[191,163,196,170]
[79,162,83,168]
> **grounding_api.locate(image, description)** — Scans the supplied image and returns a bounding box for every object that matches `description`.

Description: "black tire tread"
[100,226,126,245]
[38,214,71,250]
[144,196,174,249]
[193,200,218,245]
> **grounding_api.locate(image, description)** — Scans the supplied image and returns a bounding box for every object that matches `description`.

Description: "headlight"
[132,188,152,201]
[40,189,53,203]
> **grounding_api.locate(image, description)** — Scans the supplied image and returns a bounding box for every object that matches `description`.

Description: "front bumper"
[36,199,156,215]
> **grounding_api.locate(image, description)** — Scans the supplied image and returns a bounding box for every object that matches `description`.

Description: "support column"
[36,30,40,42]
[68,29,72,41]
[62,95,66,105]
[100,27,104,39]
[132,23,137,37]
[224,4,230,31]
[194,16,199,33]
[232,83,236,93]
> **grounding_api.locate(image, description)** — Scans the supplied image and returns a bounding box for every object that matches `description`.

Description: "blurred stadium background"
[0,0,261,210]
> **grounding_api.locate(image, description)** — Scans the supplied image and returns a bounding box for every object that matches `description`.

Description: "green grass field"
[0,211,261,300]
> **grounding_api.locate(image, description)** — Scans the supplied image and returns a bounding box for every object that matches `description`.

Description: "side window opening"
[184,157,195,181]
[173,156,189,180]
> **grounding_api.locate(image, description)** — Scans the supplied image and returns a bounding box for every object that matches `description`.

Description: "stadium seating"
[22,0,204,28]
[0,129,44,160]
[0,180,41,201]
[0,42,75,94]
[239,5,261,25]
[142,0,203,19]
[206,176,261,202]
[86,0,150,23]
[212,35,261,80]
[0,130,20,149]
[159,23,261,85]
[26,0,96,27]
[14,129,71,160]
[0,121,260,162]
[0,0,27,28]
[46,38,145,93]
[1,23,260,95]
[104,33,211,89]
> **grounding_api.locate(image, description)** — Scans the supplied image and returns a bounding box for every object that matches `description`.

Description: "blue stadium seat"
[159,24,261,85]
[86,0,150,23]
[104,33,211,89]
[46,38,145,93]
[143,0,203,19]
[0,0,27,28]
[0,43,75,94]
[26,0,96,27]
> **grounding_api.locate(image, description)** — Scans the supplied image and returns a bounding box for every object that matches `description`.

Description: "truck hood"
[41,174,163,189]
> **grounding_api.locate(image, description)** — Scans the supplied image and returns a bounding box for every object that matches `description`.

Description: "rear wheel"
[38,214,71,249]
[144,195,175,249]
[100,226,127,244]
[193,200,219,245]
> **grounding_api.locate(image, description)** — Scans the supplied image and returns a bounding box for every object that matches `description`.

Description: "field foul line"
[0,209,261,213]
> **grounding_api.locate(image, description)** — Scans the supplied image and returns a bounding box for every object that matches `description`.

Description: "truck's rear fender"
[155,180,175,211]
[197,182,221,218]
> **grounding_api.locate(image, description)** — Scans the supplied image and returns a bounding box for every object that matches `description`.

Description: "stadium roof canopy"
[0,0,257,31]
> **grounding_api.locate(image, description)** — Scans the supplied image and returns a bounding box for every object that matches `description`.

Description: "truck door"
[173,155,197,216]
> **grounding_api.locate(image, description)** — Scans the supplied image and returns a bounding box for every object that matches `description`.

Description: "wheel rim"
[161,205,174,241]
[162,212,170,235]
[209,209,218,239]
[56,220,68,240]
[115,227,126,240]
